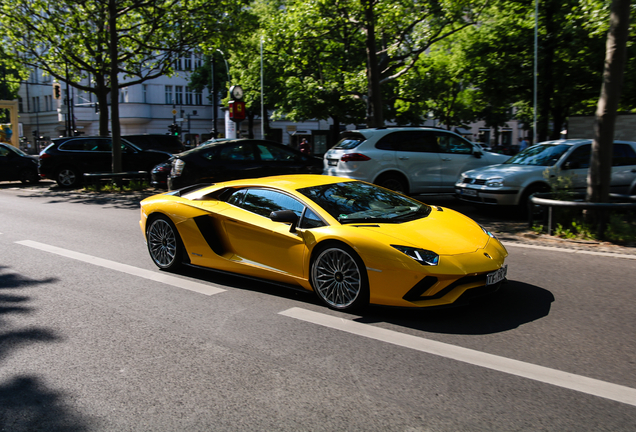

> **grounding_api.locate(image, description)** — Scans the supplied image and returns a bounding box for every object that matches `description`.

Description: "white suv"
[323,127,510,194]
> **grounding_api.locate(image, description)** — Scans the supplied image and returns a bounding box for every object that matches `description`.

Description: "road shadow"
[175,266,553,335]
[0,267,91,430]
[14,183,160,210]
[357,280,554,335]
[0,376,92,431]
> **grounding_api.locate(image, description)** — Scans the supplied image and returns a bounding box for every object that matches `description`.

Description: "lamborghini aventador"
[140,175,508,311]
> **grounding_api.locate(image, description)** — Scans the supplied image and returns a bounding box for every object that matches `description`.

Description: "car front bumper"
[455,185,520,206]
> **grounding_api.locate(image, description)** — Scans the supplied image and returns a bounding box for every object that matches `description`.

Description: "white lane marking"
[502,241,636,260]
[280,307,636,407]
[16,240,225,296]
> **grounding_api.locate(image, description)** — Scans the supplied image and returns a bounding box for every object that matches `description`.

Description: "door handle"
[398,156,409,160]
[441,158,451,161]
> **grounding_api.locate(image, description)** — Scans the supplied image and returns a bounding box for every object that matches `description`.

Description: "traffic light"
[53,83,62,100]
[168,124,180,136]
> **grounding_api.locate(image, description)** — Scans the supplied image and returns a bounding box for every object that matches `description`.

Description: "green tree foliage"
[0,0,230,169]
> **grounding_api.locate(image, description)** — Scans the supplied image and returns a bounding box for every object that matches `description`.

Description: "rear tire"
[376,173,408,194]
[56,167,80,188]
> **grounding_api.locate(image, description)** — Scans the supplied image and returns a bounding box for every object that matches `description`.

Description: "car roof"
[344,126,456,137]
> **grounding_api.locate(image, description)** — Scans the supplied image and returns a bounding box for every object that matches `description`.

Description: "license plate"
[486,265,507,285]
[328,159,339,166]
[461,188,477,197]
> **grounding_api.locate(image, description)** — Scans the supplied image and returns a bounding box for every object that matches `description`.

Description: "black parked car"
[39,136,172,187]
[122,134,185,153]
[0,142,40,184]
[164,139,324,190]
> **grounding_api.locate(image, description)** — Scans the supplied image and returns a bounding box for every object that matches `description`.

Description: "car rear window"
[333,134,366,150]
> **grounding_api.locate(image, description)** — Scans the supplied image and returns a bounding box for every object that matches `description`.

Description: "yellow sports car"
[140,175,508,310]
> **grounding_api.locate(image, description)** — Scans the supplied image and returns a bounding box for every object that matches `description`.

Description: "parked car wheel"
[56,167,80,188]
[310,242,369,311]
[376,173,408,194]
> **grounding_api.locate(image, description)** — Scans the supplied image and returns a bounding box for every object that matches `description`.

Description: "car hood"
[462,163,548,180]
[353,207,489,255]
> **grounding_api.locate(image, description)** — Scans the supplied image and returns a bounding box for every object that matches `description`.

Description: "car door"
[435,131,484,192]
[255,141,315,176]
[559,144,591,192]
[0,145,16,180]
[383,131,442,193]
[221,188,314,279]
[611,143,636,193]
[59,138,112,173]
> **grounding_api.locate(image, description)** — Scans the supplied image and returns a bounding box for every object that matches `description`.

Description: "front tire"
[147,215,184,271]
[310,243,369,311]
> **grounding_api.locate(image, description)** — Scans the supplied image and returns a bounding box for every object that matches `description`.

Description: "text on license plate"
[461,188,477,197]
[486,265,507,285]
[328,159,339,166]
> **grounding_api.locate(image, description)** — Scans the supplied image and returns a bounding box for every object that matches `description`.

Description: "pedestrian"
[299,138,310,155]
[518,137,528,152]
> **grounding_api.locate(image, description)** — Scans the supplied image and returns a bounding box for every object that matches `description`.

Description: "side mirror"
[474,150,483,158]
[270,210,299,232]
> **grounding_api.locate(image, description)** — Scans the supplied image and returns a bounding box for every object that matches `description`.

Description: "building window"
[165,85,173,104]
[194,54,202,69]
[195,91,202,105]
[185,87,193,105]
[175,86,183,105]
[174,57,181,71]
[184,55,192,71]
[32,97,40,113]
[142,85,148,103]
[18,97,23,113]
[44,96,49,112]
[119,87,129,103]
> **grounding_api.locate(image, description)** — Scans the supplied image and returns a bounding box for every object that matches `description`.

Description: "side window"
[436,133,473,154]
[59,139,87,151]
[564,144,591,169]
[613,144,636,166]
[377,131,438,152]
[226,189,247,206]
[238,188,325,228]
[0,146,9,157]
[257,143,299,162]
[218,144,255,161]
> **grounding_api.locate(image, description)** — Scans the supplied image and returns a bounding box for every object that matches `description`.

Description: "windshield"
[504,143,570,166]
[6,145,28,156]
[298,181,431,224]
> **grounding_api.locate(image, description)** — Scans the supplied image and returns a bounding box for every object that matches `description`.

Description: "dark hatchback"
[164,139,324,190]
[39,136,172,187]
[0,142,40,184]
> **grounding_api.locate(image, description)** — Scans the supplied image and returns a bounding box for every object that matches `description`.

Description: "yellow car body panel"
[140,174,509,308]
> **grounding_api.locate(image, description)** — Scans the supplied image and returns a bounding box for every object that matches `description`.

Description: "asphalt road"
[1,182,635,431]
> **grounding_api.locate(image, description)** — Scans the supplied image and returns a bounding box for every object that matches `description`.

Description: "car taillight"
[39,153,52,160]
[171,159,185,177]
[341,153,371,162]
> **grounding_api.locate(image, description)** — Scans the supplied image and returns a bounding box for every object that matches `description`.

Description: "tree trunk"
[109,0,122,173]
[363,0,383,128]
[587,0,631,204]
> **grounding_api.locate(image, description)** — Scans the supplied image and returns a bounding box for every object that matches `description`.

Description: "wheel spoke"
[148,219,178,267]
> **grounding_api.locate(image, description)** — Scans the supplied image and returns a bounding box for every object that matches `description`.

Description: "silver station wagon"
[455,139,636,209]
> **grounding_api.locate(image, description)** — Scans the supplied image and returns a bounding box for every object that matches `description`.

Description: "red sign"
[229,100,246,122]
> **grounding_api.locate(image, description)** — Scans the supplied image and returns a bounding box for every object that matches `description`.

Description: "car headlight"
[391,245,439,266]
[485,177,504,187]
[171,159,185,177]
